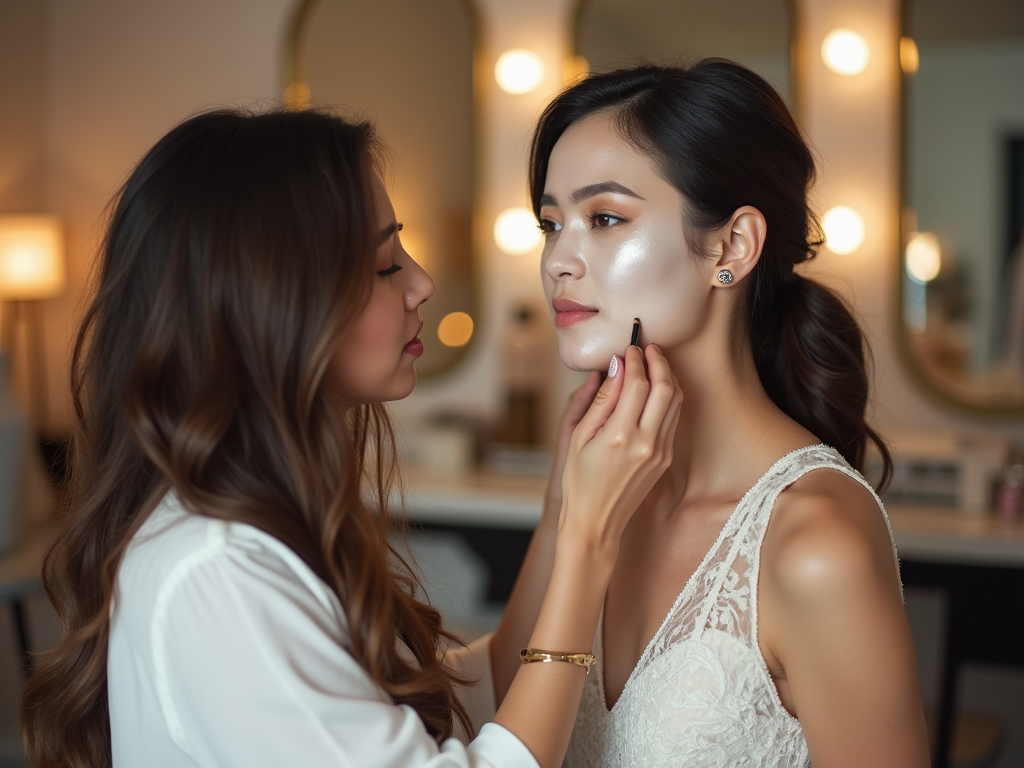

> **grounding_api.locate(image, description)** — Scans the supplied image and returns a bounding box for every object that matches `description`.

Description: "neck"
[648,322,815,517]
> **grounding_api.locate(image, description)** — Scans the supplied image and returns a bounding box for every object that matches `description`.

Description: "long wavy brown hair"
[21,108,470,767]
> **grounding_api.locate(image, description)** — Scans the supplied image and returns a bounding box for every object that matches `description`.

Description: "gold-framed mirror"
[573,0,796,108]
[899,0,1024,416]
[285,0,478,380]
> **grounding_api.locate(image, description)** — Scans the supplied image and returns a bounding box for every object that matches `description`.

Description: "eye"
[590,213,624,229]
[377,263,403,277]
[538,218,562,234]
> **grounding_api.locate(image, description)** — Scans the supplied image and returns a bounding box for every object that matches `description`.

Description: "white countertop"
[398,471,1024,568]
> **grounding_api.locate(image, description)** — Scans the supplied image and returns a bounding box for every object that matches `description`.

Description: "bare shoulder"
[761,468,899,605]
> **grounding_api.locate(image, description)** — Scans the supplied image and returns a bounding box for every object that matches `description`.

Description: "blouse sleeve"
[151,540,538,768]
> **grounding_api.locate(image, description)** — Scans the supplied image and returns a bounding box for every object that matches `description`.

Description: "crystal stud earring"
[717,269,733,285]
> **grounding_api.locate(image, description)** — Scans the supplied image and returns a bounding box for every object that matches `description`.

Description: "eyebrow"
[539,181,645,209]
[378,221,402,245]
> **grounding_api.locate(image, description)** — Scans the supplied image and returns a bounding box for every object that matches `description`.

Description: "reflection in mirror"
[288,0,476,378]
[901,0,1024,412]
[575,0,793,105]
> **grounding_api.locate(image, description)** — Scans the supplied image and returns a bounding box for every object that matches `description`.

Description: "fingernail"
[607,354,620,378]
[648,343,662,354]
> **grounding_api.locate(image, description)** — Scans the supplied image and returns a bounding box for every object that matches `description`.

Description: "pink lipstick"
[404,321,424,357]
[553,297,598,328]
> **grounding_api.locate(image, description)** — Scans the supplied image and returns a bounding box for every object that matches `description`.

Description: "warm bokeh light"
[494,206,541,255]
[282,82,311,110]
[821,29,870,75]
[562,55,589,85]
[437,311,474,347]
[900,37,919,75]
[905,231,941,283]
[822,206,865,254]
[494,49,545,94]
[0,214,66,299]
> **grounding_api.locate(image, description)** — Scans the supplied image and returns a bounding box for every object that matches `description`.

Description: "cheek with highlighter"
[550,223,706,371]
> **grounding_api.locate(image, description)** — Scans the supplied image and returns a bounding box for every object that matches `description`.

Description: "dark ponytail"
[530,60,891,488]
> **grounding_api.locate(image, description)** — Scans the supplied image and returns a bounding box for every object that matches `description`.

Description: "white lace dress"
[565,445,901,768]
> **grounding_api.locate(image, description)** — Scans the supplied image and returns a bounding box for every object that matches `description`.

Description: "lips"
[552,297,598,328]
[404,320,424,357]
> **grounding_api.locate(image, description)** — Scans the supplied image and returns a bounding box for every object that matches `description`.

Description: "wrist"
[552,528,620,575]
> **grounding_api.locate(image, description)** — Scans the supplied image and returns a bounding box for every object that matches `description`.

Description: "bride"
[489,60,930,767]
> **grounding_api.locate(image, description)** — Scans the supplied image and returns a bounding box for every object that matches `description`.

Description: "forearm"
[491,537,616,768]
[490,505,559,704]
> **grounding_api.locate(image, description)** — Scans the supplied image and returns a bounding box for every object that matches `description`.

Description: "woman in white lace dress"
[489,61,930,767]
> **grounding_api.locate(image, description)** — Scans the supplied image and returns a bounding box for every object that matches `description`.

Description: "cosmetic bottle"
[997,461,1024,523]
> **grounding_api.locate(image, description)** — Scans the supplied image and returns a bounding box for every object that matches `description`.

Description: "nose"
[541,228,586,283]
[404,255,435,311]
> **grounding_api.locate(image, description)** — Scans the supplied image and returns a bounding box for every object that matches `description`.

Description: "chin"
[557,338,615,372]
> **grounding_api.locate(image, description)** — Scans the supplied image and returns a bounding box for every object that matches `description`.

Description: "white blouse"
[108,493,537,768]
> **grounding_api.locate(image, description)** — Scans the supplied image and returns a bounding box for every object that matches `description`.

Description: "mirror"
[286,0,477,379]
[900,0,1024,414]
[574,0,794,106]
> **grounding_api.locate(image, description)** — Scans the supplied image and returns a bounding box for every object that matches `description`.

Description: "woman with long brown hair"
[20,107,682,768]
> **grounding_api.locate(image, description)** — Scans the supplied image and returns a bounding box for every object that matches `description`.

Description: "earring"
[717,269,733,285]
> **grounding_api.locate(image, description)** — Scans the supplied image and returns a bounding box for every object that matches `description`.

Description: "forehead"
[544,113,666,197]
[370,172,394,218]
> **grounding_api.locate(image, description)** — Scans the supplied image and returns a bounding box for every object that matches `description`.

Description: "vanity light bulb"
[821,29,870,75]
[900,37,919,75]
[905,232,941,283]
[494,207,541,255]
[822,206,865,255]
[495,49,545,94]
[438,311,474,347]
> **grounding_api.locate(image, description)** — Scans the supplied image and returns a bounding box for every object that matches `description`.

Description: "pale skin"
[489,114,930,767]
[344,172,683,768]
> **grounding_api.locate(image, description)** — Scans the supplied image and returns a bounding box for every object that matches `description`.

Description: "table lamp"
[0,214,66,423]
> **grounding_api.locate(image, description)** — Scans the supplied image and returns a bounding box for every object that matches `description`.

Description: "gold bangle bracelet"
[519,648,597,675]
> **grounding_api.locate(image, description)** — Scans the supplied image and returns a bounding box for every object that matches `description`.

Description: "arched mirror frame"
[283,0,482,381]
[570,0,802,118]
[896,1,1024,419]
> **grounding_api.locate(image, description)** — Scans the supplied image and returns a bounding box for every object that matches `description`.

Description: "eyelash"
[537,213,626,235]
[377,223,405,276]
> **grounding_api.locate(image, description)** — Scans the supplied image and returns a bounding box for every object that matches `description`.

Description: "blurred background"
[1,0,1023,766]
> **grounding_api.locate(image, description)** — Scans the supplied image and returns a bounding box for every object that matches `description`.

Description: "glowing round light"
[495,49,545,94]
[822,206,865,255]
[905,232,941,283]
[821,29,870,75]
[437,312,474,347]
[900,37,919,75]
[494,207,541,255]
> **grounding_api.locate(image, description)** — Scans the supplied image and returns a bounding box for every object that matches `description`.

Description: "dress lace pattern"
[565,445,900,768]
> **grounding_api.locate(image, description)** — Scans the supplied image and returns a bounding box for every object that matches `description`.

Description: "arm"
[490,372,602,705]
[758,474,930,768]
[492,345,682,767]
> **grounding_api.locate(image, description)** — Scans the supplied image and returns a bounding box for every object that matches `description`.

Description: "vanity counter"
[397,470,1024,568]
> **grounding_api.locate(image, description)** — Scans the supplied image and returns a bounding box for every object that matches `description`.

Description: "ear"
[706,206,766,288]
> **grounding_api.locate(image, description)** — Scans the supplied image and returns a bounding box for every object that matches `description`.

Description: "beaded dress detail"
[565,445,901,768]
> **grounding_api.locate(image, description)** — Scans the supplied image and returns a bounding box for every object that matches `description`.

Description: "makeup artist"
[20,108,682,768]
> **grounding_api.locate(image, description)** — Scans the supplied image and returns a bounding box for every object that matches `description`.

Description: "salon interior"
[1,0,1023,765]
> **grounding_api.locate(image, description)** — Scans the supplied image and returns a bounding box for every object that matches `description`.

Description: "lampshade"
[0,215,66,300]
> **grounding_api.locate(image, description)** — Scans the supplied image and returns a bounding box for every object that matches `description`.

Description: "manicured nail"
[607,354,620,378]
[648,343,661,354]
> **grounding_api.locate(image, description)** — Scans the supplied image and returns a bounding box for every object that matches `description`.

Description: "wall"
[1,0,1022,453]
